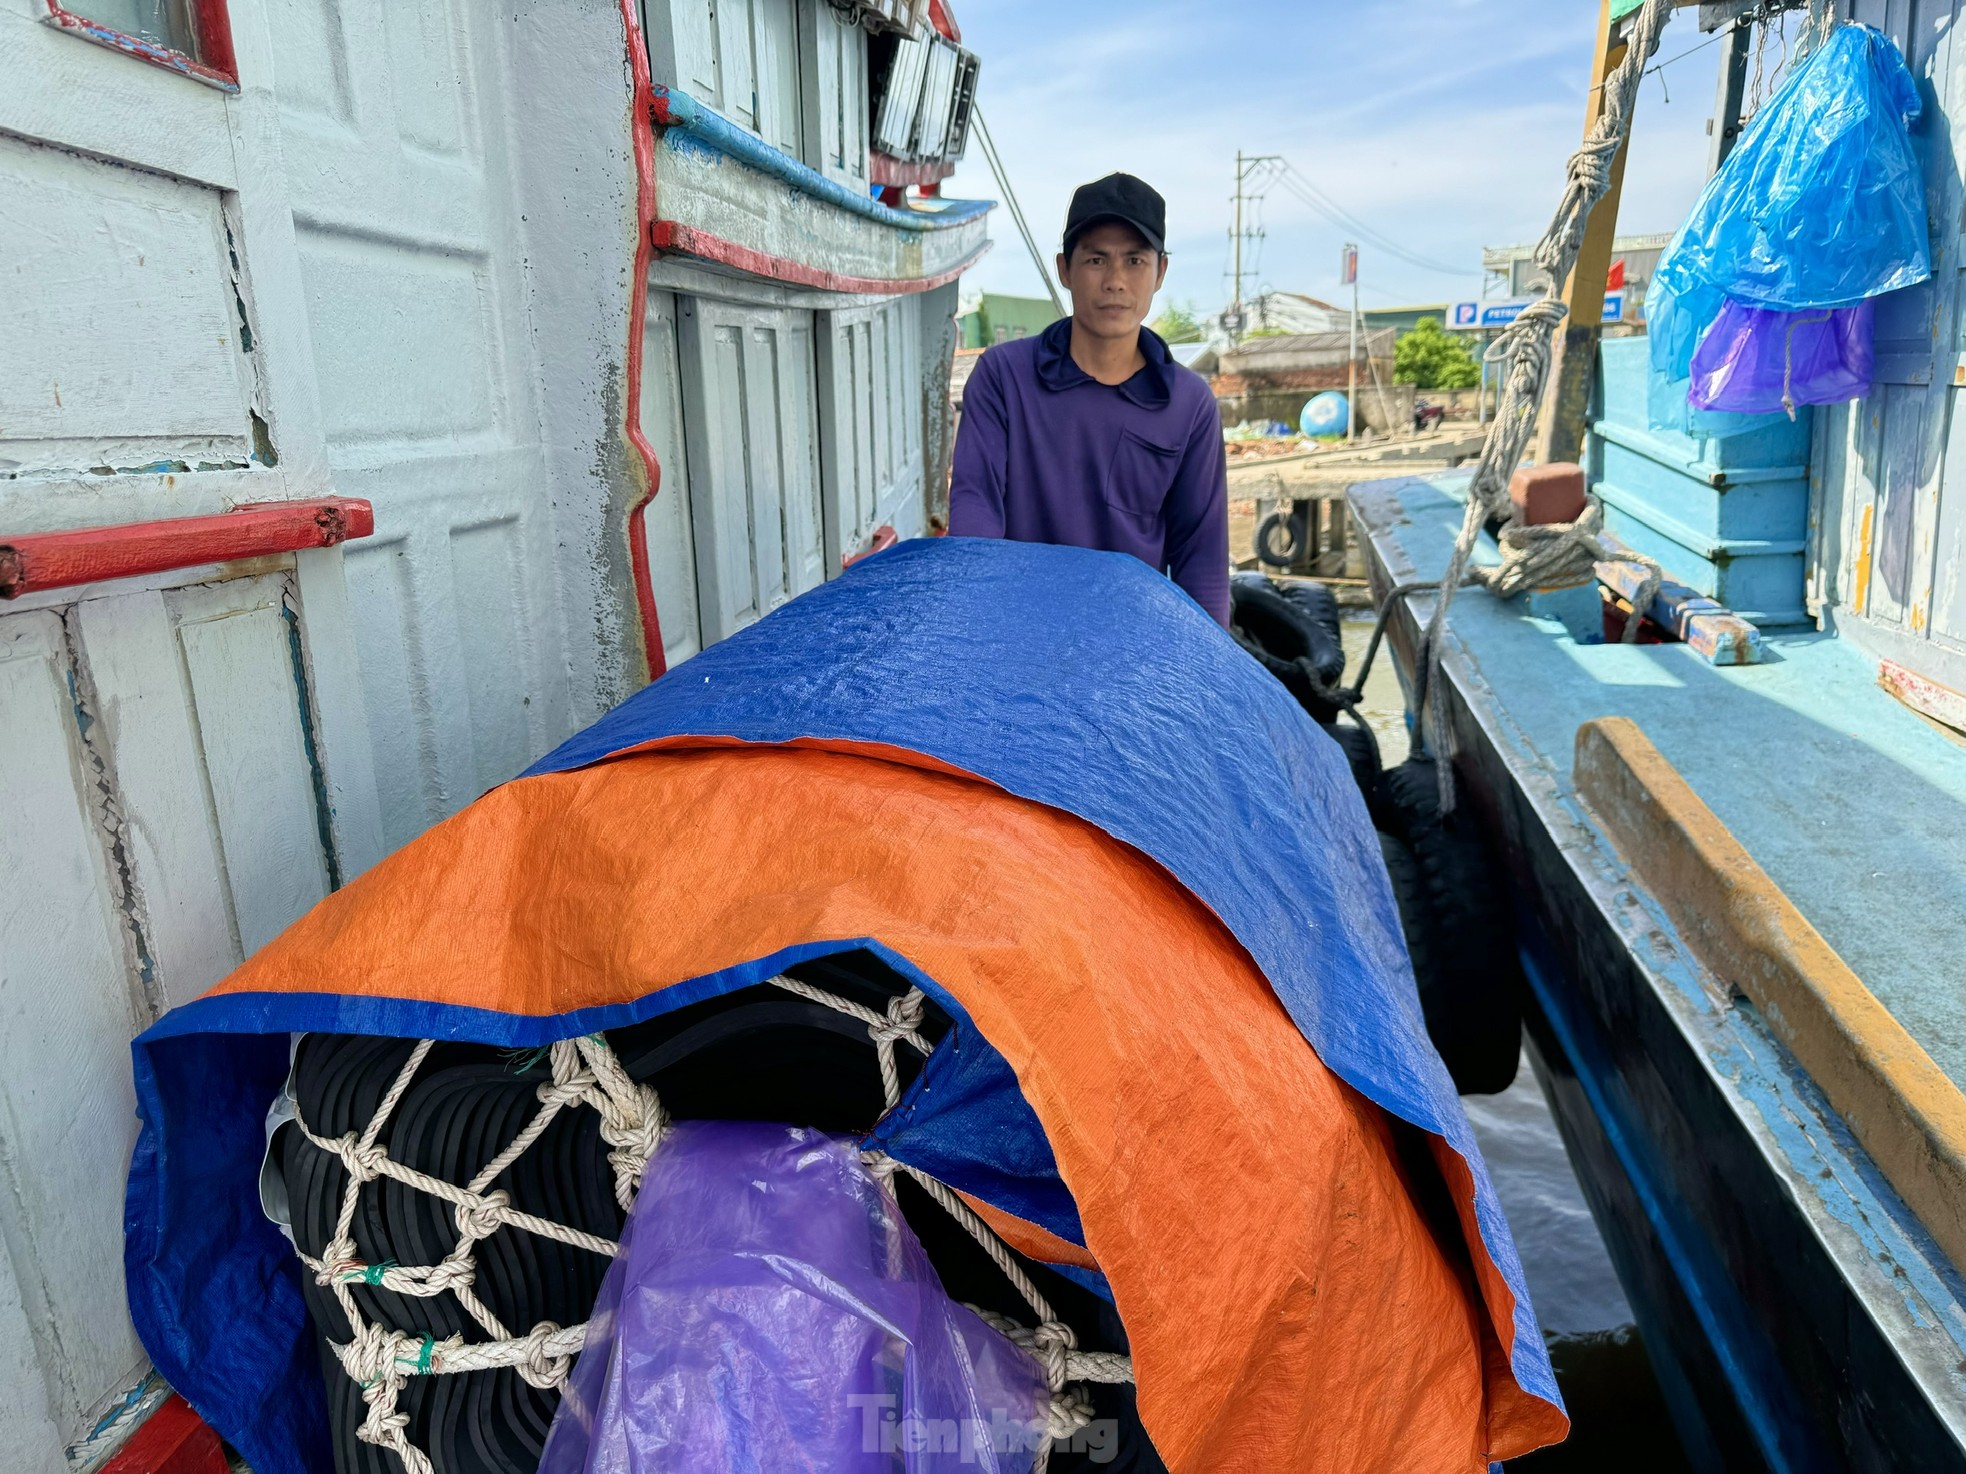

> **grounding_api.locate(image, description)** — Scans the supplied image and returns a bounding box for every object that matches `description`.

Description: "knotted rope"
[286,978,1127,1474]
[1409,0,1674,812]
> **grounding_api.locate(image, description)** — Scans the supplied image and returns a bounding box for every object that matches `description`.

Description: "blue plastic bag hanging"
[1646,271,1725,383]
[1654,24,1929,311]
[539,1121,1051,1474]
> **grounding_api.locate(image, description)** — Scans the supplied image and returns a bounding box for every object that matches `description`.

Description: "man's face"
[1057,222,1168,344]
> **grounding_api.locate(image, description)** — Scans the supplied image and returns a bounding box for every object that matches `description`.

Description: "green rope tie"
[398,1335,435,1375]
[502,1045,552,1076]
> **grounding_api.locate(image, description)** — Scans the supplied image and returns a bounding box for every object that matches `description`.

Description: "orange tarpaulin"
[207,742,1566,1471]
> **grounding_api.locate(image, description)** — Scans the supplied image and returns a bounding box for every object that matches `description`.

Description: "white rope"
[1409,0,1675,813]
[292,1035,667,1474]
[287,976,1129,1473]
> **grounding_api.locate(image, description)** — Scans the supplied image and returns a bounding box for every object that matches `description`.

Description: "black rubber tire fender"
[1322,720,1382,803]
[1279,579,1344,659]
[1256,510,1306,568]
[1229,575,1346,719]
[1374,755,1523,1094]
[1378,830,1439,1016]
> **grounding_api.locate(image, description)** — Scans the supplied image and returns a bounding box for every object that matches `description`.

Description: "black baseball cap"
[1063,173,1166,257]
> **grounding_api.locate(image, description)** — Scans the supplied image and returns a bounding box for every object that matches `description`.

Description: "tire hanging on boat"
[1228,573,1347,724]
[1321,719,1382,802]
[1374,755,1524,1095]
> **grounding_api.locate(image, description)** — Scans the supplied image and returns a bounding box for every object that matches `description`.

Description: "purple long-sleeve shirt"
[949,319,1230,625]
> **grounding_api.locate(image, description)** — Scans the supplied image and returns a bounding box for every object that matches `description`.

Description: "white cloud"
[943,0,1723,311]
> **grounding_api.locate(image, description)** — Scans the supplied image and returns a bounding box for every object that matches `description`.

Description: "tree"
[1393,318,1480,390]
[1150,300,1204,344]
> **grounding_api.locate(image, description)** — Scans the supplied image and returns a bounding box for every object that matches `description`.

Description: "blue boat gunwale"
[1348,471,1966,1470]
[649,83,994,234]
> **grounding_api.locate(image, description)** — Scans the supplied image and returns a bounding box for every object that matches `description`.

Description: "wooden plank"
[0,1224,67,1467]
[776,318,827,597]
[639,290,702,666]
[71,589,239,1006]
[1871,383,1928,626]
[660,0,722,108]
[339,535,439,853]
[0,131,254,477]
[170,577,331,956]
[1575,716,1966,1279]
[741,324,790,614]
[752,0,802,158]
[715,0,759,132]
[798,0,868,187]
[1879,657,1966,735]
[1595,540,1765,664]
[288,545,386,883]
[0,609,152,1436]
[448,519,537,798]
[874,295,926,537]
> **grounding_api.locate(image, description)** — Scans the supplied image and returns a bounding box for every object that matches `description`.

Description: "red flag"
[1606,258,1627,291]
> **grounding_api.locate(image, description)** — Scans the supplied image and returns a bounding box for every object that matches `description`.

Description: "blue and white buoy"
[1300,390,1350,438]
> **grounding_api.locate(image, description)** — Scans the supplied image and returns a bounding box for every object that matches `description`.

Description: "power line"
[1266,162,1468,277]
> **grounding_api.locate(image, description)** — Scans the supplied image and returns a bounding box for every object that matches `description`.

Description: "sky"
[939,0,1737,316]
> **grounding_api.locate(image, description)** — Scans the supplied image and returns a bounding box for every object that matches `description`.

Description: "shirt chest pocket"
[1102,428,1183,520]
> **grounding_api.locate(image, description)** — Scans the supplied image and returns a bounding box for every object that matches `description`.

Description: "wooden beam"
[1575,717,1966,1281]
[1534,0,1638,467]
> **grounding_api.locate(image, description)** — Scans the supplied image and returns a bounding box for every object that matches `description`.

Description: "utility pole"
[1229,152,1281,341]
[1344,243,1360,443]
[1234,150,1244,326]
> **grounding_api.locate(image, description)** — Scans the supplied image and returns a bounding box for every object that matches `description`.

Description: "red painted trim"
[650,221,985,297]
[99,1396,226,1474]
[870,153,956,188]
[188,0,237,81]
[843,524,898,569]
[0,499,374,601]
[619,0,669,680]
[928,0,962,43]
[41,1,239,90]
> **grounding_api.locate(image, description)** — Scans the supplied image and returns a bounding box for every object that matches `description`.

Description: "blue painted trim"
[651,84,993,234]
[1591,419,1809,489]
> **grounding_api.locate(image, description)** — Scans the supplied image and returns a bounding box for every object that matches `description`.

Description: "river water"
[1342,617,1690,1472]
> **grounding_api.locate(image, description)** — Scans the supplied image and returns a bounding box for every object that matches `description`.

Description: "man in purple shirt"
[949,174,1230,625]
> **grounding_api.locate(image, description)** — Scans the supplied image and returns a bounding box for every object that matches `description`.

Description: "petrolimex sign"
[1448,293,1625,330]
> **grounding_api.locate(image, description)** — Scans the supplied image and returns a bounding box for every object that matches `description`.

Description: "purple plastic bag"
[1687,297,1874,416]
[539,1121,1050,1474]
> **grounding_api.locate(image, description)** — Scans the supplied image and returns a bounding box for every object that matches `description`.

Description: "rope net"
[288,977,1131,1474]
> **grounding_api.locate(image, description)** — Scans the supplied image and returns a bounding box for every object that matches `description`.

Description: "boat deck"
[1350,471,1966,1470]
[1357,472,1966,1087]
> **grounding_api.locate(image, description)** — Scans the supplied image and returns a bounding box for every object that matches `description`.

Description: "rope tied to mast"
[1408,0,1675,812]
